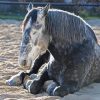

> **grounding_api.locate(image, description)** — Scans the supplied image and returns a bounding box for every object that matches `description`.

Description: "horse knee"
[28,79,41,94]
[23,74,34,90]
[43,80,57,96]
[28,74,47,94]
[23,74,41,94]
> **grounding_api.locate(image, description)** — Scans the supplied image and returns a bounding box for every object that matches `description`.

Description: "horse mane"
[45,9,97,47]
[22,7,97,49]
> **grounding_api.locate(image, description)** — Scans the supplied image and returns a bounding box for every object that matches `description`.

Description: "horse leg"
[43,80,78,97]
[23,65,50,94]
[47,59,79,97]
[27,50,50,75]
[53,81,78,97]
[20,50,50,84]
[43,80,58,95]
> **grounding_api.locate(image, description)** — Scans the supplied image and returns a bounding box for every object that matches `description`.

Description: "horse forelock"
[22,8,42,31]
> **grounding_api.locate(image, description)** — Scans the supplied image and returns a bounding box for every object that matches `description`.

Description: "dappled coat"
[18,4,100,96]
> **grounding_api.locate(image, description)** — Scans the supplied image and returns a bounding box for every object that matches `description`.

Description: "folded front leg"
[6,71,25,86]
[28,50,50,75]
[23,66,50,94]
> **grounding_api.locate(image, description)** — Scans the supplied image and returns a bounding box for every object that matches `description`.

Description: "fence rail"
[0,1,100,7]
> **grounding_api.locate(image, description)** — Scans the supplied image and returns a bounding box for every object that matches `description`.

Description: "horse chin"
[23,66,31,70]
[18,61,31,70]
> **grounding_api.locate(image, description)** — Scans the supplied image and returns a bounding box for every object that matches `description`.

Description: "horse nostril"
[19,60,26,66]
[22,60,26,66]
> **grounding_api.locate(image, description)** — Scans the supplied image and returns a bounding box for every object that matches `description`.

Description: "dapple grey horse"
[18,3,100,96]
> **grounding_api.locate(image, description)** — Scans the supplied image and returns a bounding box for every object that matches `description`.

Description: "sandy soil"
[0,19,100,100]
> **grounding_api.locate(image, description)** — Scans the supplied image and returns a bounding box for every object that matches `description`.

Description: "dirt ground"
[0,19,100,100]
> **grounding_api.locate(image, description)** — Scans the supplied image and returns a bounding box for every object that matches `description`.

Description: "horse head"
[19,3,50,68]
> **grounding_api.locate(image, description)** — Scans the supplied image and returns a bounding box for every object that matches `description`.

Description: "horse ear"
[27,2,33,12]
[43,4,50,16]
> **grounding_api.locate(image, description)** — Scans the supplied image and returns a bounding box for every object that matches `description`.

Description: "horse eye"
[36,24,42,30]
[33,23,41,30]
[33,32,36,35]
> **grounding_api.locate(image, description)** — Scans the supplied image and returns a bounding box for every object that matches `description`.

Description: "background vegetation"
[0,0,99,20]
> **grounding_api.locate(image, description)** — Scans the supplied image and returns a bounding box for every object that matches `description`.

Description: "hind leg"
[47,59,79,97]
[53,83,78,97]
[44,81,78,97]
[43,80,58,95]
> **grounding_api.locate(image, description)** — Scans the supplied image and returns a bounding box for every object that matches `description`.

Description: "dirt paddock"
[0,19,100,100]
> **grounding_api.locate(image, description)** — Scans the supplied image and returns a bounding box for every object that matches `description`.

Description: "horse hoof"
[53,86,68,97]
[6,71,25,86]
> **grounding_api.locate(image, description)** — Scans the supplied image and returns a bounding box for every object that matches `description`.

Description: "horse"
[17,3,100,96]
